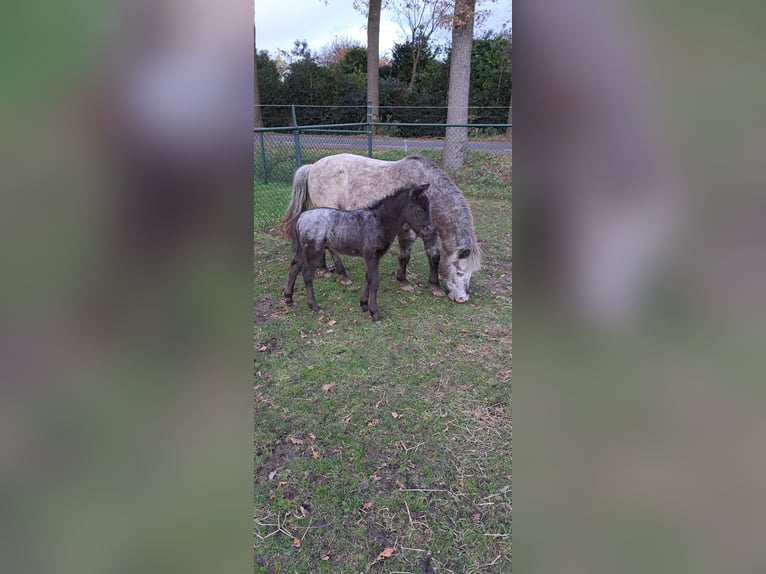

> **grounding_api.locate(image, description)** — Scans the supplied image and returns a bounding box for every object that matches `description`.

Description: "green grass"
[254,195,512,573]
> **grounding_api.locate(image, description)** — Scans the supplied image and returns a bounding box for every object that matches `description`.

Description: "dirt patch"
[254,296,280,326]
[483,274,512,294]
[254,439,307,482]
[256,336,280,354]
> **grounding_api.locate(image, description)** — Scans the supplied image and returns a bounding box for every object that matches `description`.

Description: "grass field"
[254,154,511,573]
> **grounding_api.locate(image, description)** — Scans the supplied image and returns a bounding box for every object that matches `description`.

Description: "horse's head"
[440,247,476,303]
[406,184,433,236]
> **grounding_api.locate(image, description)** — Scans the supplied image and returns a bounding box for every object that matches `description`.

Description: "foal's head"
[403,184,432,235]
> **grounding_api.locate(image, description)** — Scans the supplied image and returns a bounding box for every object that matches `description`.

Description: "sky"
[254,0,512,59]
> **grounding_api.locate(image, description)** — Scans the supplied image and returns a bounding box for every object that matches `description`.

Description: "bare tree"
[390,0,451,90]
[444,0,476,171]
[254,24,263,128]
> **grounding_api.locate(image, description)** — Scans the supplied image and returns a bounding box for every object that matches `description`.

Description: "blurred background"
[515,0,766,573]
[1,1,253,573]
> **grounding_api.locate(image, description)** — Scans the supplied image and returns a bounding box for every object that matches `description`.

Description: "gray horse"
[280,154,481,302]
[284,184,432,323]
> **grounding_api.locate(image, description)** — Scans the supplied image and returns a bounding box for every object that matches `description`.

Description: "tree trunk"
[408,46,420,91]
[506,95,512,136]
[367,0,382,135]
[254,25,263,128]
[444,0,476,172]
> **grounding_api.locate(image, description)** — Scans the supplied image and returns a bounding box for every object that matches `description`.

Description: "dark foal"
[284,183,432,322]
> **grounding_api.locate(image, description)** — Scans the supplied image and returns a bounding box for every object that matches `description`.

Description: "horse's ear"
[410,183,429,198]
[457,248,471,259]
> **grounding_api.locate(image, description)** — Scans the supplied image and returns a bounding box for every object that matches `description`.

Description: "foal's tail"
[289,215,302,258]
[279,164,313,239]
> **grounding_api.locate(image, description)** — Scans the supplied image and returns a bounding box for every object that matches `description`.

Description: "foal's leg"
[422,232,445,297]
[396,227,417,292]
[360,268,370,313]
[302,251,322,312]
[283,257,301,305]
[316,249,332,278]
[328,249,352,285]
[364,257,382,322]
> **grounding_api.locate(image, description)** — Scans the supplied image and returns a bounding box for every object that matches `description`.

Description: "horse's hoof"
[399,282,415,293]
[310,305,321,313]
[360,304,369,313]
[284,297,293,306]
[339,276,353,285]
[430,287,446,297]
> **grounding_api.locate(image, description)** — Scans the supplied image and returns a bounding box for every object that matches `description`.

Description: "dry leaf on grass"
[391,411,401,419]
[321,383,336,393]
[293,537,301,548]
[289,437,304,445]
[328,320,337,326]
[373,546,394,563]
[362,501,373,511]
[320,553,330,561]
[311,448,319,459]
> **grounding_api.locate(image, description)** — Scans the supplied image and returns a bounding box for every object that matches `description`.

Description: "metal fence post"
[367,101,373,158]
[291,104,302,168]
[258,131,268,184]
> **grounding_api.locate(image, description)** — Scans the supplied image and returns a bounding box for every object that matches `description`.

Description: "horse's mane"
[404,156,482,272]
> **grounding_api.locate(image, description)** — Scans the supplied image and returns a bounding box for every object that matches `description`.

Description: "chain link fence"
[254,105,512,229]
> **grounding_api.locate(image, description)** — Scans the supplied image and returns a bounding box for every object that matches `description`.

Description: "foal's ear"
[410,183,430,198]
[457,248,471,259]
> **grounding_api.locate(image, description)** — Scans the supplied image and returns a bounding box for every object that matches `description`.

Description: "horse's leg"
[360,269,370,313]
[302,251,322,312]
[423,232,445,297]
[396,227,417,292]
[283,257,301,305]
[329,249,352,285]
[365,257,382,322]
[316,249,332,278]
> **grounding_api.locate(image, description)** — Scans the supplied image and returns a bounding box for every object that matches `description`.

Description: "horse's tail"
[279,164,313,239]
